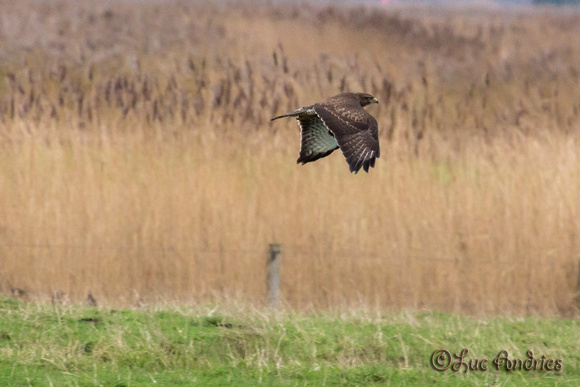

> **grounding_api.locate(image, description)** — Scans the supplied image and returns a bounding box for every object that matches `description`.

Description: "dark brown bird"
[271,92,380,173]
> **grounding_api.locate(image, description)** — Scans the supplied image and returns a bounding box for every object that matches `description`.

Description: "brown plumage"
[271,92,380,173]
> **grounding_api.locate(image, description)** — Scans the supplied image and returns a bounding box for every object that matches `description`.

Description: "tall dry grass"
[0,0,579,316]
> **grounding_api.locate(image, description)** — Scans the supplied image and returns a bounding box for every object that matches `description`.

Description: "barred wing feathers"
[296,114,340,165]
[313,103,380,174]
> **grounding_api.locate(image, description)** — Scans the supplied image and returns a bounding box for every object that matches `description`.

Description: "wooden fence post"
[267,243,281,308]
[576,258,580,311]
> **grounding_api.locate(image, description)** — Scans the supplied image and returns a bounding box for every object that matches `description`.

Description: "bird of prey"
[271,92,380,173]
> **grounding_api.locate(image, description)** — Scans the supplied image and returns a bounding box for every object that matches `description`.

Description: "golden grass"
[0,0,579,316]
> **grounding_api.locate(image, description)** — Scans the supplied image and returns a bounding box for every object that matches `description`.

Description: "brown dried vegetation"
[0,0,579,316]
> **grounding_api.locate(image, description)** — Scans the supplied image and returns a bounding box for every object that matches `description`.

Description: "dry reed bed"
[0,1,579,316]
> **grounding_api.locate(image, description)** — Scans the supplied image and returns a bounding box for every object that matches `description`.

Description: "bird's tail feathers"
[270,108,306,121]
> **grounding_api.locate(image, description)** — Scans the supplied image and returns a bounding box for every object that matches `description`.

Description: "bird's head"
[357,93,379,107]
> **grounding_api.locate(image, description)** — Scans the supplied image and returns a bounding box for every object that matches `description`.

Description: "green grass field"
[0,298,577,386]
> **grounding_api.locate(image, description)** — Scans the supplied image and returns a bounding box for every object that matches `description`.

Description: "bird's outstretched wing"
[296,114,339,164]
[313,102,380,173]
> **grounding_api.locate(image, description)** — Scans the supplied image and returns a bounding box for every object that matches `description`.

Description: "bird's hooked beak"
[372,97,379,104]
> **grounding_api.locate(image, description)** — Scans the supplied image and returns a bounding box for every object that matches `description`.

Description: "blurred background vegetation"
[0,0,579,316]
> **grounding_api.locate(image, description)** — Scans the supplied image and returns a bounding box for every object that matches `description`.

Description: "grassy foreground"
[1,0,580,315]
[0,298,578,386]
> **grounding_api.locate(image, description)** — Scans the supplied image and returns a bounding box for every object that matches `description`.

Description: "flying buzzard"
[271,92,380,173]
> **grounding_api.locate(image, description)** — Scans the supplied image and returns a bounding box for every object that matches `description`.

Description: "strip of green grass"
[0,297,578,386]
